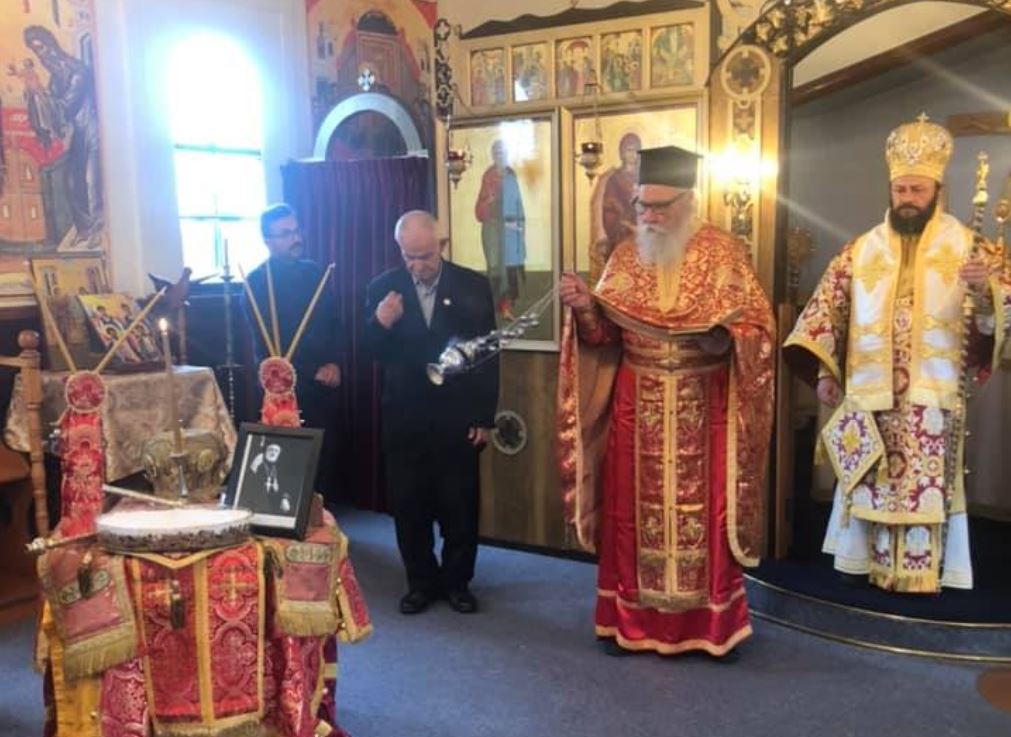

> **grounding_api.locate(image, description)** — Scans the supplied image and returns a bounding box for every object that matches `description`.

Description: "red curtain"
[282,156,431,511]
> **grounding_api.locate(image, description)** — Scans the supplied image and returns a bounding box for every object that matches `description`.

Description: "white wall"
[94,0,310,294]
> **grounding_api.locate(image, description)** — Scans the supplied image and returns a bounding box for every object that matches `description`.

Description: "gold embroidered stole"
[848,212,973,411]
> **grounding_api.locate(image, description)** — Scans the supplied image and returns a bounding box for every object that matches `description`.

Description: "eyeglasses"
[630,191,690,215]
[267,227,301,240]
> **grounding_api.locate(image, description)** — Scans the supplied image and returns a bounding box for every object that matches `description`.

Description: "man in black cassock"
[243,203,344,505]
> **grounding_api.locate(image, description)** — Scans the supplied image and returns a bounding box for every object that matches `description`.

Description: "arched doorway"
[706,0,1011,658]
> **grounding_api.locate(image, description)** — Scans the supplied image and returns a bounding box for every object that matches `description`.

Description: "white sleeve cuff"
[975,312,996,335]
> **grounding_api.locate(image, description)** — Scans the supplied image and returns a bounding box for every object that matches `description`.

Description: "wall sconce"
[576,71,603,181]
[710,150,777,243]
[444,113,473,189]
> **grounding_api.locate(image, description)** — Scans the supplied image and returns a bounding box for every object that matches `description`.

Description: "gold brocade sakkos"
[784,209,1011,592]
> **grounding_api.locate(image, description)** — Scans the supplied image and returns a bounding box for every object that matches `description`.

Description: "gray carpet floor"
[1,508,1008,737]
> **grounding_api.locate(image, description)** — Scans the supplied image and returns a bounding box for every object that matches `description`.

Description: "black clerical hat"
[637,145,701,189]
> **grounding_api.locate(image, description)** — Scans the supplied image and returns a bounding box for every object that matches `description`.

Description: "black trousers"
[296,379,342,506]
[385,437,480,594]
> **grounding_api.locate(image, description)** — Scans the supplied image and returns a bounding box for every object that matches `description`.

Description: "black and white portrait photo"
[225,423,322,539]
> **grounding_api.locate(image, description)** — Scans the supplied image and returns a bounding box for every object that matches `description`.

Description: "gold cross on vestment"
[857,249,894,293]
[213,568,256,605]
[145,578,178,610]
[925,242,961,287]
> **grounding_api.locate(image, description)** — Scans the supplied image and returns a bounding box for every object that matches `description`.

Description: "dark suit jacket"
[363,261,499,453]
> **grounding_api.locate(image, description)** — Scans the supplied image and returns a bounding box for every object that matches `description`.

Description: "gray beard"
[635,221,692,267]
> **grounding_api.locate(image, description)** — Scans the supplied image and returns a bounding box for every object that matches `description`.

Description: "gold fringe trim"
[274,603,339,637]
[151,717,264,737]
[62,626,137,682]
[869,569,940,594]
[315,722,335,737]
[595,622,753,656]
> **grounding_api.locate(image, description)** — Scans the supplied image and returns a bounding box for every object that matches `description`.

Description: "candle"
[159,318,184,454]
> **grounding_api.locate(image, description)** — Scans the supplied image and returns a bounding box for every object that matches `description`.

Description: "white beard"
[635,219,693,267]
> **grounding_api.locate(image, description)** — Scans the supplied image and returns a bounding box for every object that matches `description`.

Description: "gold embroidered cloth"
[5,366,236,482]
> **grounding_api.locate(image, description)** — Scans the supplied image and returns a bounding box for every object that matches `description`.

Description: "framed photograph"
[448,113,560,350]
[571,102,700,282]
[600,30,643,93]
[78,293,162,369]
[511,42,550,102]
[650,23,695,88]
[470,48,507,107]
[224,423,323,539]
[31,255,110,371]
[555,36,595,99]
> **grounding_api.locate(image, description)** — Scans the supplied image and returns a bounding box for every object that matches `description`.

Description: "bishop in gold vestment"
[785,115,1011,593]
[558,146,775,656]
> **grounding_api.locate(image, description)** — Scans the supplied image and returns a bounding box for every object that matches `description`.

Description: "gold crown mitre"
[885,113,953,182]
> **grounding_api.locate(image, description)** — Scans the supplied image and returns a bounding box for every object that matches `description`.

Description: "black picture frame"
[224,422,322,540]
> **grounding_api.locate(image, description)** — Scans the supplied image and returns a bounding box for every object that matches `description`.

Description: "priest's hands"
[376,291,404,329]
[698,326,732,356]
[817,375,843,408]
[468,427,490,447]
[315,363,341,388]
[559,272,593,312]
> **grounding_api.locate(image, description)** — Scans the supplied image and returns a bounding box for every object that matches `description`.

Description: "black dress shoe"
[399,590,434,615]
[446,587,478,613]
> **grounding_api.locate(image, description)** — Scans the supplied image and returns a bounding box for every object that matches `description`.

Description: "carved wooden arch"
[312,92,428,160]
[722,0,1011,65]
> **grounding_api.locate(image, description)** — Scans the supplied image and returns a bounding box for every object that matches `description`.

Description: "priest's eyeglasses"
[267,227,301,240]
[630,191,690,215]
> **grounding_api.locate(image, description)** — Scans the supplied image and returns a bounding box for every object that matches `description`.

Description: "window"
[167,33,267,279]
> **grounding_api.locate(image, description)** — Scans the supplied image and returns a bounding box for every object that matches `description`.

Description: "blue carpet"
[1,509,1008,737]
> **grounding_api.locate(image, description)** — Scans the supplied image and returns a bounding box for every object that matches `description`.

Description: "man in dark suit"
[364,210,499,615]
[243,204,344,505]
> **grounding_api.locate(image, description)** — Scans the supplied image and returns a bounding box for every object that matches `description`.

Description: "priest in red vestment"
[557,146,775,657]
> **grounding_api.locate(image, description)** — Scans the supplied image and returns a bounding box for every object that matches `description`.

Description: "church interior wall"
[93,0,311,295]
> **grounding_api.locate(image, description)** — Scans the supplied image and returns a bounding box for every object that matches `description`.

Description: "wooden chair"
[0,330,49,624]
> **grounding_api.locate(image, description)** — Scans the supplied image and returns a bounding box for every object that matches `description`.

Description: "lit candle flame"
[158,318,169,333]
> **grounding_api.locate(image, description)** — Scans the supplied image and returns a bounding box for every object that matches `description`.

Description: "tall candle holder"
[219,239,239,421]
[158,318,188,499]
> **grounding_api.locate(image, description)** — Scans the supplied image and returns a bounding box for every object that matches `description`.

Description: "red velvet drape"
[282,156,431,511]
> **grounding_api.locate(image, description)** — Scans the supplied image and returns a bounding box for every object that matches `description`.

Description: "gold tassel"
[62,632,137,682]
[274,603,339,638]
